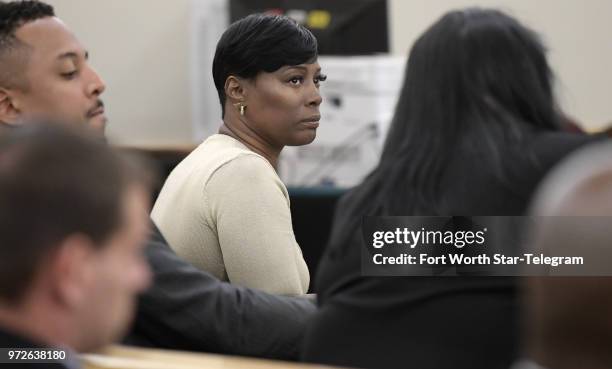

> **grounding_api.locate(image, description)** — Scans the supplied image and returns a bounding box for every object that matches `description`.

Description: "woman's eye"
[289,77,303,85]
[315,74,327,84]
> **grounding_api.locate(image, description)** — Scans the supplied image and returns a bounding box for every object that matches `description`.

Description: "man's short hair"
[0,0,54,89]
[0,123,149,303]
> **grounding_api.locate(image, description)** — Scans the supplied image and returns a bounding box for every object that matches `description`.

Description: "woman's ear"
[224,76,247,104]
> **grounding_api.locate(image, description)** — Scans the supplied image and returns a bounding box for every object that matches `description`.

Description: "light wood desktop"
[80,345,346,369]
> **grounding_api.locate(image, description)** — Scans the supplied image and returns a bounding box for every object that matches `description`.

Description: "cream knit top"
[151,134,310,295]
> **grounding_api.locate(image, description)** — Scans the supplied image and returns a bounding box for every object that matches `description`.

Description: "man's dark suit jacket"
[126,224,316,360]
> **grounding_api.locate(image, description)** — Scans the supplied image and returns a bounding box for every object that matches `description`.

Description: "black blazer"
[302,132,602,369]
[126,224,316,360]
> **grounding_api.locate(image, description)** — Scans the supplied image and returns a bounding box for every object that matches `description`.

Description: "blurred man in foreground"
[0,123,151,367]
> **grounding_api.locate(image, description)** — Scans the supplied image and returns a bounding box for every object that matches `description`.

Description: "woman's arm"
[128,223,316,359]
[205,154,310,294]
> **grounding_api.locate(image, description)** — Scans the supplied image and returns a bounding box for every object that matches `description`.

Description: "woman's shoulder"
[198,133,257,159]
[205,148,286,196]
[215,152,278,181]
[192,134,277,181]
[204,152,291,208]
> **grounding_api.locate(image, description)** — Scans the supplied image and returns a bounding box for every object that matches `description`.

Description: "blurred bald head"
[532,142,612,216]
[525,142,612,369]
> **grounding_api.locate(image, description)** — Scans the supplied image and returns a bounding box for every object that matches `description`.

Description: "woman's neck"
[218,121,282,170]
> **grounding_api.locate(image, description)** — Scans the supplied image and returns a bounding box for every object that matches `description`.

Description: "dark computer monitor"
[229,0,389,55]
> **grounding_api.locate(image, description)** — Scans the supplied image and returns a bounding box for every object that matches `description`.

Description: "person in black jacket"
[301,8,602,369]
[0,0,315,361]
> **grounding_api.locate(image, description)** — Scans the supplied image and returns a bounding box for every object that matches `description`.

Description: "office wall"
[389,0,612,131]
[46,0,194,146]
[46,0,612,145]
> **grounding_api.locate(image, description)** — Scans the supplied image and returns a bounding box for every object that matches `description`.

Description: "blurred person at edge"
[0,122,152,368]
[515,142,612,369]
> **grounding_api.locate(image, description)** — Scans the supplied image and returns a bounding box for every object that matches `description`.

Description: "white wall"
[46,0,612,145]
[47,0,194,146]
[389,0,612,131]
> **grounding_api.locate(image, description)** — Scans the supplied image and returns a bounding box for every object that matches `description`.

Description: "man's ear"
[48,234,97,310]
[224,75,248,104]
[0,88,22,125]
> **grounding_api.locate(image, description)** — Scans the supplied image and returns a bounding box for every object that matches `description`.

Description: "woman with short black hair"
[152,14,325,295]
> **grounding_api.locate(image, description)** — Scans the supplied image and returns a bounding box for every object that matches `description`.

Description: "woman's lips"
[300,121,320,129]
[300,115,321,128]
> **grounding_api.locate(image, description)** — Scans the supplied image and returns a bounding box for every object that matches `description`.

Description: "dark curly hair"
[0,1,54,88]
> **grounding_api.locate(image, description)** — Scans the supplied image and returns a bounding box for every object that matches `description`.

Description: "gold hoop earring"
[234,102,246,116]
